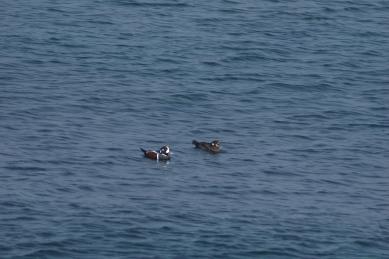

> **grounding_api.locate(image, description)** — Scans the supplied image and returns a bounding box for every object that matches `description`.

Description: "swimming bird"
[140,145,171,160]
[192,139,221,153]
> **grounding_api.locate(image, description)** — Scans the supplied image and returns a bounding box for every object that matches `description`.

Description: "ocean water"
[1,0,389,258]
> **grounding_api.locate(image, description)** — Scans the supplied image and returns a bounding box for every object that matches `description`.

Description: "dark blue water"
[1,0,389,258]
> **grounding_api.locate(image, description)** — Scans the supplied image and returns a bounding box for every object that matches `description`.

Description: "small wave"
[201,60,222,67]
[201,74,264,82]
[115,1,191,8]
[223,53,267,62]
[347,123,389,129]
[21,249,69,258]
[240,249,300,258]
[3,165,47,172]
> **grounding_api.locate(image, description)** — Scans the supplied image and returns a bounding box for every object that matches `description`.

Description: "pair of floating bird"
[140,140,220,161]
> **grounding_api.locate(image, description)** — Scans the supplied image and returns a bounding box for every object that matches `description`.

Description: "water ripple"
[1,0,389,258]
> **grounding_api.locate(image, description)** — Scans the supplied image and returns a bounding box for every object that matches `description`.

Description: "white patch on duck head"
[160,145,170,155]
[211,140,220,147]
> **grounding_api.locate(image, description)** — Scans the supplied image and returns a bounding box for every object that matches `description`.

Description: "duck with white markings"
[192,139,221,153]
[140,145,171,161]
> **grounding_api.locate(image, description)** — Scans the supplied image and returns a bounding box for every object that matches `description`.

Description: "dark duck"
[140,145,171,161]
[192,140,221,153]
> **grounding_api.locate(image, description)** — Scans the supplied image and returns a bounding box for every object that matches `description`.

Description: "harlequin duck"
[192,140,221,153]
[140,145,171,161]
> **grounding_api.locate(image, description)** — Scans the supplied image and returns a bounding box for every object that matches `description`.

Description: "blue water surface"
[1,0,389,258]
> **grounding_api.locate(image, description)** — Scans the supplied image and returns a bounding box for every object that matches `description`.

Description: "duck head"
[210,140,220,152]
[159,145,170,155]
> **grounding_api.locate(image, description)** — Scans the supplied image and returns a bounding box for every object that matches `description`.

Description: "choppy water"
[1,0,389,258]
